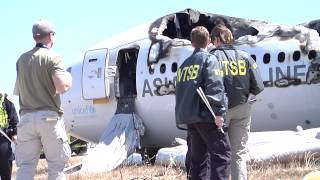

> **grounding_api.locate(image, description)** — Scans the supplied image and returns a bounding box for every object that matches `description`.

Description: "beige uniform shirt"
[14,46,66,116]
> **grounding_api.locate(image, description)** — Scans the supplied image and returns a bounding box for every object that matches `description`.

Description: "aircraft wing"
[247,128,320,161]
[155,128,320,167]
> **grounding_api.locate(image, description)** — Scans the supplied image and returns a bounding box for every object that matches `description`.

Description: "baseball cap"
[32,19,55,38]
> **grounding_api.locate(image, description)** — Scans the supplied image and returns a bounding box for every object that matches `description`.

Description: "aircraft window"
[149,66,154,75]
[308,50,316,60]
[278,52,285,63]
[263,53,270,64]
[293,51,300,61]
[250,54,256,61]
[160,64,166,74]
[172,62,178,72]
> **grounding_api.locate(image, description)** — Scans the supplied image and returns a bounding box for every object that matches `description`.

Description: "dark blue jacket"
[2,95,18,138]
[210,45,264,109]
[175,48,228,130]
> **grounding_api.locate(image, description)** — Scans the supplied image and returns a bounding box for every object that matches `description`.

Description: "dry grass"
[12,152,320,180]
[248,152,320,180]
[67,165,186,180]
[12,156,186,180]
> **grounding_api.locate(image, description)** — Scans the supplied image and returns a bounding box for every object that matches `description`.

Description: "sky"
[1,0,319,110]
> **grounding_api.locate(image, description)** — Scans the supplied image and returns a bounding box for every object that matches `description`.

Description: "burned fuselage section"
[147,8,261,66]
[146,8,320,94]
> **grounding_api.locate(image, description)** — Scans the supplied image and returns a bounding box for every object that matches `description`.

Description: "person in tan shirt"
[14,19,72,180]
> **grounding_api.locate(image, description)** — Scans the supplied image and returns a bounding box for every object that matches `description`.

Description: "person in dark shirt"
[175,26,231,180]
[0,92,18,180]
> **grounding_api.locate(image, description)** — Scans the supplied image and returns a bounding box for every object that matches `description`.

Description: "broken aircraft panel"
[274,78,301,88]
[155,81,176,96]
[146,8,320,88]
[147,8,262,65]
[306,50,320,84]
[302,19,320,37]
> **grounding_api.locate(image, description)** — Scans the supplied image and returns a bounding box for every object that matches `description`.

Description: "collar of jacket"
[193,48,207,53]
[35,43,49,49]
[216,44,235,50]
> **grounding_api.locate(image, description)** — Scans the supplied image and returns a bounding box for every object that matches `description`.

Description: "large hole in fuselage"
[161,12,259,40]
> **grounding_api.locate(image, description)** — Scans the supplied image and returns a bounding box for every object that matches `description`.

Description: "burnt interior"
[147,9,260,65]
[150,9,259,41]
[117,48,139,98]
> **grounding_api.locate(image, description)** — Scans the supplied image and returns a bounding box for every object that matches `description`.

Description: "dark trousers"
[188,123,231,180]
[0,136,13,180]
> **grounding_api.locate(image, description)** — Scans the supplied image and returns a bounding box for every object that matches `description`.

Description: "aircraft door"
[117,48,139,98]
[82,48,110,99]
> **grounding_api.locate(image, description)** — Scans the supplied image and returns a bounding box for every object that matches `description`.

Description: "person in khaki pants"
[14,19,72,180]
[210,24,264,180]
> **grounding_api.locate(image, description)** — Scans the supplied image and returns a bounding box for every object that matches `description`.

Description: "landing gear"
[139,147,160,165]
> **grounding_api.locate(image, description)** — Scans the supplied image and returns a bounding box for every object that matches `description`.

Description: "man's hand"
[11,135,17,144]
[215,116,224,128]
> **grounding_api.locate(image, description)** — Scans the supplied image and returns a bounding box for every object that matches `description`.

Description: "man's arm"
[52,72,72,94]
[48,55,73,94]
[248,57,264,95]
[13,78,20,96]
[5,97,19,142]
[14,63,20,96]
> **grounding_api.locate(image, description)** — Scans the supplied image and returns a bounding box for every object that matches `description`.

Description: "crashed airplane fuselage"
[62,9,320,149]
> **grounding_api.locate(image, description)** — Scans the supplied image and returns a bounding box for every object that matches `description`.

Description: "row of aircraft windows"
[251,50,316,64]
[149,62,178,75]
[149,50,317,74]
